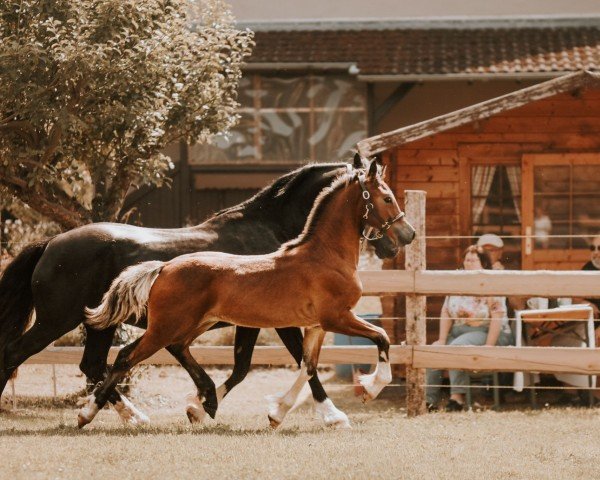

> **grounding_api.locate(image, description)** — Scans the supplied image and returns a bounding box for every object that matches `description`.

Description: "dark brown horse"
[79,159,415,428]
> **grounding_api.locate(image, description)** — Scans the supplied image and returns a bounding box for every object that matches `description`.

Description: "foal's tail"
[85,261,164,330]
[0,239,50,375]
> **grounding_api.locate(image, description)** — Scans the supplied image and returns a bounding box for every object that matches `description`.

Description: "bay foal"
[79,160,415,428]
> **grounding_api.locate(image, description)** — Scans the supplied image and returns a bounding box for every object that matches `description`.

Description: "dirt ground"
[2,365,600,480]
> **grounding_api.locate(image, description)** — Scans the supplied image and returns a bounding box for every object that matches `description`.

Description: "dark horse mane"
[213,162,348,218]
[283,169,357,251]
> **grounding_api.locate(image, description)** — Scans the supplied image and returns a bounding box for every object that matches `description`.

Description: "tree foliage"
[0,0,253,228]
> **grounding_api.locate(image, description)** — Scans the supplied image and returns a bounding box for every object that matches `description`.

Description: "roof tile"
[250,27,600,75]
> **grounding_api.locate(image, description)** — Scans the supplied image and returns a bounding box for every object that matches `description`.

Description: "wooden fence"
[18,190,600,416]
[25,268,600,372]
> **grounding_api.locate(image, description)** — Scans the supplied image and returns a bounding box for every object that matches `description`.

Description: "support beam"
[404,190,427,417]
[373,82,416,125]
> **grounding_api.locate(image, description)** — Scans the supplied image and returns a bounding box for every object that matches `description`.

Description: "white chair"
[513,305,596,403]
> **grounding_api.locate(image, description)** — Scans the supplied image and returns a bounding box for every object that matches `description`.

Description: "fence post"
[404,190,427,417]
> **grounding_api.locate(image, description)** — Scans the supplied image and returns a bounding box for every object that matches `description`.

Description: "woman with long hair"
[426,245,514,412]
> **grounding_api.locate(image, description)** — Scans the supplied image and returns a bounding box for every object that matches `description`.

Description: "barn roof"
[357,70,600,156]
[246,18,600,79]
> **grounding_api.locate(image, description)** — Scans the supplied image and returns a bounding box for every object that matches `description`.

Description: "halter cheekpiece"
[357,174,405,241]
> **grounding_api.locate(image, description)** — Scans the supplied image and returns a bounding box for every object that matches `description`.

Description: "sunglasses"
[591,245,600,252]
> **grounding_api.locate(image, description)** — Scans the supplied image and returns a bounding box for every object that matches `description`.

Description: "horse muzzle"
[393,219,416,247]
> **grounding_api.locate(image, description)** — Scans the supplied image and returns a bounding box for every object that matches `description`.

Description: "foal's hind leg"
[166,344,216,423]
[266,326,326,429]
[78,335,160,428]
[275,327,349,429]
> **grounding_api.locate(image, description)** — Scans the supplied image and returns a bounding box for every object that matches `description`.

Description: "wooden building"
[359,71,600,273]
[356,70,600,344]
[125,18,600,228]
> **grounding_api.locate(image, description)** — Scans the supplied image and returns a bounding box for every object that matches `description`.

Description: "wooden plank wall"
[389,86,600,341]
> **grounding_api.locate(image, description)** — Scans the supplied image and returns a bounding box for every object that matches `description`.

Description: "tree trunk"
[0,176,91,229]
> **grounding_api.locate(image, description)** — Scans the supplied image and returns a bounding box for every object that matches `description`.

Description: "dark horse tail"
[0,239,49,374]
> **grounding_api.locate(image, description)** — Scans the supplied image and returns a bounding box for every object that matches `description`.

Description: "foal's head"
[355,156,415,258]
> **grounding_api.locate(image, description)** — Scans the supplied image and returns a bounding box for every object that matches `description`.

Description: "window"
[471,164,522,268]
[190,75,367,164]
[532,163,600,249]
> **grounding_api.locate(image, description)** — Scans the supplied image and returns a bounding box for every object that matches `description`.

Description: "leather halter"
[357,174,405,241]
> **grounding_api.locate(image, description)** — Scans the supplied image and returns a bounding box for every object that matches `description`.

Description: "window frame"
[521,153,600,270]
[190,73,367,165]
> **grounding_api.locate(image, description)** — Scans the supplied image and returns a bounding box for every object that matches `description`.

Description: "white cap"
[477,233,504,248]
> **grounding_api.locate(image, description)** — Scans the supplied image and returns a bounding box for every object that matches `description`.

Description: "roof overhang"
[357,70,600,157]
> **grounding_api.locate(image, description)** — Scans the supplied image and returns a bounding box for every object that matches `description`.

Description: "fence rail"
[25,344,600,375]
[13,191,600,415]
[360,270,600,297]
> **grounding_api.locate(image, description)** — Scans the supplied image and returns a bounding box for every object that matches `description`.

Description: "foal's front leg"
[266,326,327,428]
[275,327,349,429]
[212,326,260,411]
[324,311,392,402]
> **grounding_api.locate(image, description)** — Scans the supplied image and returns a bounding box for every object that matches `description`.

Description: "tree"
[0,0,253,229]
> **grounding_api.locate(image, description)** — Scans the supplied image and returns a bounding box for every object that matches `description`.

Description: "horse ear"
[372,153,382,165]
[353,153,363,169]
[367,159,378,179]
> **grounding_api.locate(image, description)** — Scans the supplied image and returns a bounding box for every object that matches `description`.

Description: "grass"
[2,399,600,479]
[2,366,600,479]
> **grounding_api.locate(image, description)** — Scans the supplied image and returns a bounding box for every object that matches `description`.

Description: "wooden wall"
[386,86,600,342]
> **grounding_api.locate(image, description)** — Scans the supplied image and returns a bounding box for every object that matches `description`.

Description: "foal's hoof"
[77,395,100,428]
[358,373,385,403]
[328,416,352,429]
[186,407,205,424]
[315,399,351,429]
[185,394,206,424]
[265,393,291,429]
[268,415,281,429]
[77,413,91,429]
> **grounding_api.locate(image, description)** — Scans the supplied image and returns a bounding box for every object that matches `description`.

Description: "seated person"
[573,234,600,318]
[426,245,514,412]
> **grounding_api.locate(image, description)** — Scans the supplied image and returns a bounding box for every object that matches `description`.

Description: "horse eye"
[384,197,392,204]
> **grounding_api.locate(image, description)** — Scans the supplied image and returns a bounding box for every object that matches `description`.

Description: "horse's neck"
[305,184,363,266]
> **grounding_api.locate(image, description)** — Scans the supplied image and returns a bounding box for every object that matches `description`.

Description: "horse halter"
[357,175,405,241]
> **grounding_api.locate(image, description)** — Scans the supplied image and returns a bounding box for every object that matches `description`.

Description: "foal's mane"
[282,170,359,251]
[212,162,346,218]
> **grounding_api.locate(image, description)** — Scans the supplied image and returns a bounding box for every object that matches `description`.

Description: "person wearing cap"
[476,233,505,270]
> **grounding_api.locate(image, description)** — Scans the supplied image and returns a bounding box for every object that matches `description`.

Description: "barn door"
[521,153,600,270]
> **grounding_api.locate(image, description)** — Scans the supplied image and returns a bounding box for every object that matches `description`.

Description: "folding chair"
[513,305,596,406]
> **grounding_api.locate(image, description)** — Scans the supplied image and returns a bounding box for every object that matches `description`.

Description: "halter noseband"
[357,175,405,241]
